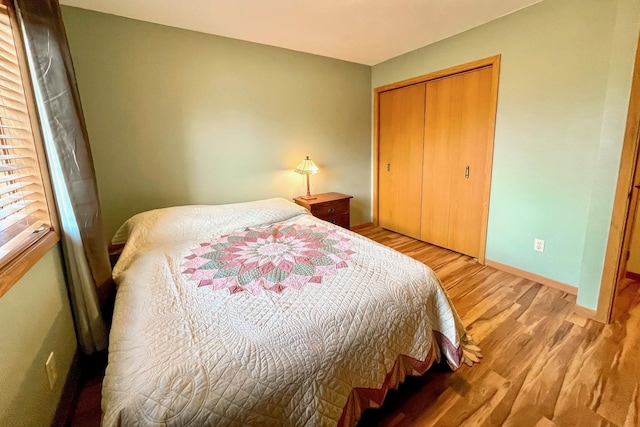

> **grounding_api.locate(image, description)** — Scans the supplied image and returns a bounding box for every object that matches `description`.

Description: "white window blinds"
[0,1,52,262]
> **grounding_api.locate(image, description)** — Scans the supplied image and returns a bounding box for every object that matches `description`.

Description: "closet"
[375,57,499,261]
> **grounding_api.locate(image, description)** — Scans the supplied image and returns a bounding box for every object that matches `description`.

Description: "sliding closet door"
[421,66,494,257]
[378,84,425,239]
[421,78,454,249]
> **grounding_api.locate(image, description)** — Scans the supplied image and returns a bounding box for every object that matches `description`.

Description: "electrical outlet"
[534,238,545,253]
[45,352,57,390]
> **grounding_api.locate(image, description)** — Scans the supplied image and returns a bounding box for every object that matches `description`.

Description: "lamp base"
[299,195,317,200]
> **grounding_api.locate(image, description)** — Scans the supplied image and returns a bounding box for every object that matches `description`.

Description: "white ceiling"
[59,0,542,65]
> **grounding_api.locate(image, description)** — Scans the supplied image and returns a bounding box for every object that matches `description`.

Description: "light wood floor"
[357,227,640,427]
[70,227,640,426]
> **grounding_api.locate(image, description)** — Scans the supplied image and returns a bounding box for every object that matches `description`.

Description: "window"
[0,0,58,296]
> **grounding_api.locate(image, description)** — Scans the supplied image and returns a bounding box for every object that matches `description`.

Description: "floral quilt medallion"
[182,224,355,295]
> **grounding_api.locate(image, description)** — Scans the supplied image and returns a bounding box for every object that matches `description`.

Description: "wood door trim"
[375,55,500,94]
[373,55,501,263]
[597,31,640,323]
[479,57,501,264]
[373,82,380,228]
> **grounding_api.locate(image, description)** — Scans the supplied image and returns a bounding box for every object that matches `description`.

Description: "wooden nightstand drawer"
[293,192,353,229]
[323,213,349,228]
[310,199,349,218]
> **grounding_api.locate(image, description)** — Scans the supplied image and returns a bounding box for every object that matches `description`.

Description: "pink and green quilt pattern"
[182,224,355,295]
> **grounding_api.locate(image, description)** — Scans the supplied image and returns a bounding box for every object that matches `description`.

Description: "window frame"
[0,0,59,298]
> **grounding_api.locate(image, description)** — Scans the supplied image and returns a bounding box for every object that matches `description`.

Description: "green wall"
[61,7,372,238]
[0,248,77,426]
[372,0,640,309]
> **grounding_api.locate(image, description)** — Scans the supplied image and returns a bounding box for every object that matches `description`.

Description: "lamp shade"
[294,156,319,175]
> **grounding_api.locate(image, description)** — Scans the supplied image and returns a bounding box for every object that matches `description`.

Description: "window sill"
[0,229,60,298]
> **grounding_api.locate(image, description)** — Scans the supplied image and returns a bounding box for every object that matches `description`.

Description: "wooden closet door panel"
[421,77,458,247]
[422,67,493,257]
[448,67,493,257]
[378,84,425,239]
[422,66,493,257]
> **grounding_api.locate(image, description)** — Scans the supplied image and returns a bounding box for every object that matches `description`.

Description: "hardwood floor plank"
[465,297,522,343]
[487,369,529,426]
[506,322,582,421]
[622,382,639,427]
[594,300,640,425]
[565,311,589,327]
[534,417,557,427]
[432,369,510,427]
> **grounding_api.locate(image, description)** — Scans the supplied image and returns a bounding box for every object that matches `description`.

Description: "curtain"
[14,0,111,354]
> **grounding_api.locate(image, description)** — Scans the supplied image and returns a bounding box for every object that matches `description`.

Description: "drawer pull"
[330,219,336,224]
[328,208,335,213]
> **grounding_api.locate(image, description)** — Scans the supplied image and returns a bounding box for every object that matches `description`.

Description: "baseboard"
[573,304,598,320]
[350,222,374,232]
[485,259,578,296]
[51,350,81,427]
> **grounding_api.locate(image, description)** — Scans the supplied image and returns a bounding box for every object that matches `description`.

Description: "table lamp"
[294,156,319,200]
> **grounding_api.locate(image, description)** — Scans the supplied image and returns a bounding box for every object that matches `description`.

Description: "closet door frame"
[373,55,501,264]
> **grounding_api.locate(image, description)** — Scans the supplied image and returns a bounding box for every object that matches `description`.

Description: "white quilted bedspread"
[103,198,466,427]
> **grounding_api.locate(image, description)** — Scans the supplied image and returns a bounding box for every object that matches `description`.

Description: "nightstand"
[294,192,352,229]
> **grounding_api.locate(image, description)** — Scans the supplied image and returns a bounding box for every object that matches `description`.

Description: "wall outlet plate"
[45,352,57,390]
[534,238,545,252]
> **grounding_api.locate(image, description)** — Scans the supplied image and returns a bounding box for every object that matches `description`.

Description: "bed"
[103,198,478,426]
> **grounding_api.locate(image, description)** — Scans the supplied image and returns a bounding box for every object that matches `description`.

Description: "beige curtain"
[15,0,111,354]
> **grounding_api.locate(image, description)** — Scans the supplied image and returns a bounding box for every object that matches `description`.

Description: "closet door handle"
[465,165,470,178]
[387,163,391,172]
